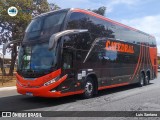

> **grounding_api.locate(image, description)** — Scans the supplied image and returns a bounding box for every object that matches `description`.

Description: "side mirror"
[49,29,88,50]
[3,40,21,55]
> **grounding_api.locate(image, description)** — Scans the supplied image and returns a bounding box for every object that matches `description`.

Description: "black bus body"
[14,8,157,98]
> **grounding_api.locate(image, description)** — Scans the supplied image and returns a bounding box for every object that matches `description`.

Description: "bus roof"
[32,8,155,39]
[33,8,70,19]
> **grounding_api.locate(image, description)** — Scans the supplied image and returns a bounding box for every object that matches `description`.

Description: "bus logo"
[106,40,134,54]
[8,6,18,17]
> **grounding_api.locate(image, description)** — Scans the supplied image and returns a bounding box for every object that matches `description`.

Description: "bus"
[3,8,157,98]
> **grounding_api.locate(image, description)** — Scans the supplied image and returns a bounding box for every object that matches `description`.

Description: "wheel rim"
[85,81,93,95]
[140,75,144,85]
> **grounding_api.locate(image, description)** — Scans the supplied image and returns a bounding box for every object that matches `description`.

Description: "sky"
[48,0,160,53]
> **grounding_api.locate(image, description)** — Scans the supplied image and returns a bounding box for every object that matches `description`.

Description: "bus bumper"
[16,83,84,98]
[16,69,84,98]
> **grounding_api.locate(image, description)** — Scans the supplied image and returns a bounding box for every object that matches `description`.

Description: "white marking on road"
[0,86,16,91]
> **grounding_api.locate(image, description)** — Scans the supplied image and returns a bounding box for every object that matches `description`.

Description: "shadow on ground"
[0,83,153,111]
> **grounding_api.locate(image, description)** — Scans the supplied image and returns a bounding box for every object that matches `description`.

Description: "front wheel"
[82,77,94,99]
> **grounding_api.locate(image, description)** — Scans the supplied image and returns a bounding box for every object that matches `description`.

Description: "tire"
[145,73,150,85]
[138,73,145,87]
[82,77,94,99]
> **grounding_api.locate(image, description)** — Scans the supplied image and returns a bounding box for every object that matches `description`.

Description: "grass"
[0,68,17,87]
[0,75,16,87]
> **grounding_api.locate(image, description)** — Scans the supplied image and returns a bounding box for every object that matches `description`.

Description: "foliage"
[89,6,106,16]
[0,0,50,75]
[49,3,61,11]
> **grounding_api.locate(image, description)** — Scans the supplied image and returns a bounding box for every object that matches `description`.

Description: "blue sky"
[48,0,160,53]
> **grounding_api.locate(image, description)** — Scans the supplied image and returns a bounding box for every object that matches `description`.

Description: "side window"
[99,49,117,62]
[122,54,136,64]
[63,34,78,48]
[62,49,73,69]
[67,12,88,29]
[77,33,92,50]
[87,51,99,63]
[63,33,92,50]
[43,12,66,29]
[89,16,106,37]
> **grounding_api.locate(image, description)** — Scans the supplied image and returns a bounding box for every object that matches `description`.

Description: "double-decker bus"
[3,8,157,98]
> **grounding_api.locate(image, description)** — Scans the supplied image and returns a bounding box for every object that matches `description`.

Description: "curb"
[0,86,16,91]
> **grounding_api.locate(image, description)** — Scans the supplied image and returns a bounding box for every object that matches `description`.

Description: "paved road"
[0,73,160,120]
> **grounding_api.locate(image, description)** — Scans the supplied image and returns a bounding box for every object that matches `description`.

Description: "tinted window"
[67,12,152,47]
[67,12,88,29]
[67,12,115,38]
[99,49,117,62]
[24,11,67,41]
[63,33,92,50]
[43,12,66,29]
[62,48,73,69]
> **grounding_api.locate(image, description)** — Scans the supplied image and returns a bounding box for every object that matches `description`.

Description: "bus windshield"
[24,11,67,41]
[17,43,56,78]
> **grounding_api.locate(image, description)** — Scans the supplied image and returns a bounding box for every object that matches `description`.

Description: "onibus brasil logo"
[8,6,18,16]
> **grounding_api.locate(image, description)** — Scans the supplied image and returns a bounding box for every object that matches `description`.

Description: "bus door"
[60,48,76,92]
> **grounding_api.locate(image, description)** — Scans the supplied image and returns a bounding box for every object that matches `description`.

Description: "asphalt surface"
[0,73,160,120]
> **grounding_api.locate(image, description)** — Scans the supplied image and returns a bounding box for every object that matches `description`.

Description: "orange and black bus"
[4,8,157,98]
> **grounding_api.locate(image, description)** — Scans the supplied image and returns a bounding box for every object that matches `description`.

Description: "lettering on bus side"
[105,40,134,54]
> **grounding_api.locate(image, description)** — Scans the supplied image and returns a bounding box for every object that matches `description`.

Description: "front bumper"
[16,69,84,98]
[17,83,84,98]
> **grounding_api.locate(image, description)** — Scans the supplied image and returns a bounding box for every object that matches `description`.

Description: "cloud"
[47,0,103,10]
[108,0,139,6]
[106,0,140,13]
[47,0,139,13]
[120,15,160,53]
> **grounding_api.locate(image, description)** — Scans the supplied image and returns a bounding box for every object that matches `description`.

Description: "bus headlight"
[44,76,59,86]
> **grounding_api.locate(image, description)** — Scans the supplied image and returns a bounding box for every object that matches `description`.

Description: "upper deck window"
[24,11,67,41]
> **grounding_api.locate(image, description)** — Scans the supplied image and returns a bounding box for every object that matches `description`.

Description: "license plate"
[26,92,33,96]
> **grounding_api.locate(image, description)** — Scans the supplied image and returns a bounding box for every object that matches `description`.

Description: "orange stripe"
[143,45,145,69]
[149,47,155,77]
[148,46,153,75]
[147,45,150,69]
[146,46,148,68]
[136,44,144,79]
[129,44,142,82]
[98,82,129,90]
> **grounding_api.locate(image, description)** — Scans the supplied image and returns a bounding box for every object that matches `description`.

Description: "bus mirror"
[49,29,88,50]
[3,40,21,55]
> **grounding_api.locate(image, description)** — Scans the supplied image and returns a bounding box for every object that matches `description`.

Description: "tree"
[89,6,106,16]
[49,3,61,11]
[0,0,49,75]
[32,0,50,17]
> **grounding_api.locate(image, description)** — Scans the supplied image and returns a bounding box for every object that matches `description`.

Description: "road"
[0,73,160,120]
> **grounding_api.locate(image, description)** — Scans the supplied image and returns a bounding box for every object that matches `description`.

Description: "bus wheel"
[82,77,94,99]
[138,73,145,87]
[145,73,150,85]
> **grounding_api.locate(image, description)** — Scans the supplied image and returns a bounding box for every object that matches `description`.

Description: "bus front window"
[18,43,56,78]
[24,11,67,41]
